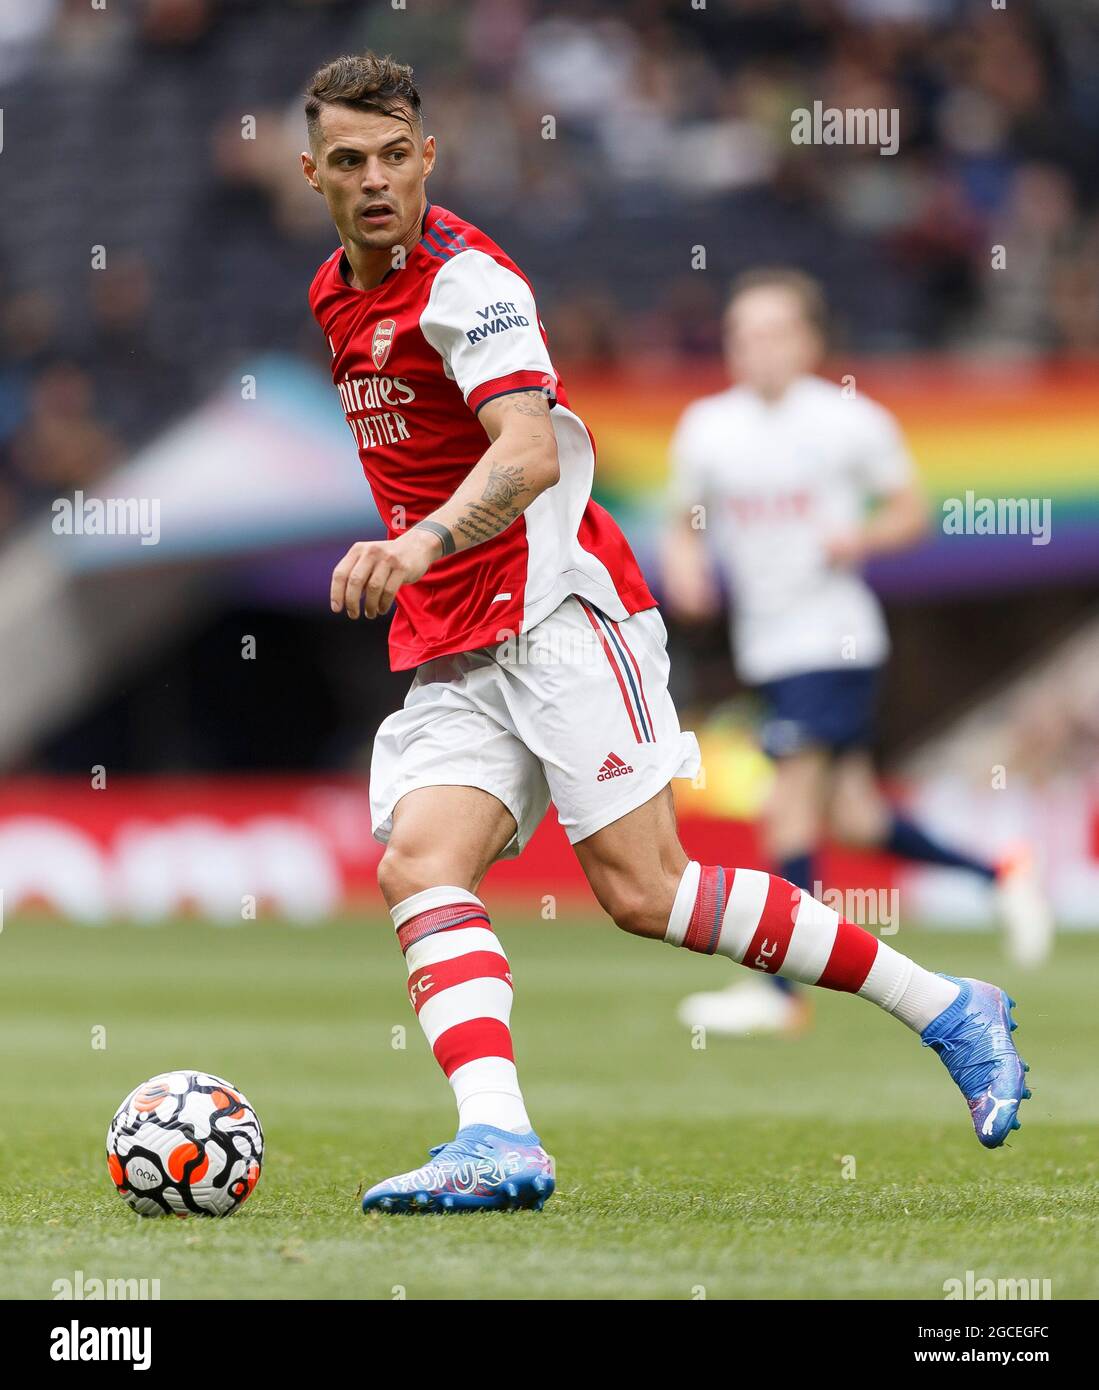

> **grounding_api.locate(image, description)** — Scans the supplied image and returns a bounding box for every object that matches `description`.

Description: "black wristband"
[413,519,456,557]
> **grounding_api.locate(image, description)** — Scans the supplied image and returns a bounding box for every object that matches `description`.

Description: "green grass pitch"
[1,914,1096,1300]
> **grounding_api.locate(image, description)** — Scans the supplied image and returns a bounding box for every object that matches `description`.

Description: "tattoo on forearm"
[454,507,502,545]
[481,463,526,511]
[453,461,532,547]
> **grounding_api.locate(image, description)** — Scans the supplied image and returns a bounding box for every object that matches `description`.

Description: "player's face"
[724,288,822,398]
[301,104,435,252]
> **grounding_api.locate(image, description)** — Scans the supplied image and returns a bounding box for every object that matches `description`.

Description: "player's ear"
[301,150,322,193]
[421,134,436,181]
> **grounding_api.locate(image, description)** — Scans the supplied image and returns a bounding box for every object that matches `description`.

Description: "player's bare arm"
[432,389,559,550]
[824,480,928,567]
[661,511,720,622]
[329,389,559,620]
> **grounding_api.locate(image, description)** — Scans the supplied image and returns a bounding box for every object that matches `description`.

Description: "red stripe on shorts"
[608,616,655,741]
[578,600,643,744]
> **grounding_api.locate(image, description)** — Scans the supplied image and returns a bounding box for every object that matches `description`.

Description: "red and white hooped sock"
[665,862,958,1031]
[391,886,532,1134]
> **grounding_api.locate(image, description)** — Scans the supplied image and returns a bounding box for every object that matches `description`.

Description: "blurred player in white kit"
[664,270,1053,1038]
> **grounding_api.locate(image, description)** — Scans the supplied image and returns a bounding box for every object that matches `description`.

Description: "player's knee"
[594,878,668,940]
[612,896,658,938]
[376,842,470,911]
[376,845,413,909]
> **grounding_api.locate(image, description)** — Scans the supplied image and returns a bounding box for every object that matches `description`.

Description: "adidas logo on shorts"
[597,752,634,782]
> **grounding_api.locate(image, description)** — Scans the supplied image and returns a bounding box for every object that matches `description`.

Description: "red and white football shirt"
[309,202,655,671]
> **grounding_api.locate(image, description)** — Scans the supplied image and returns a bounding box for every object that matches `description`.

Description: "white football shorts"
[370,595,701,858]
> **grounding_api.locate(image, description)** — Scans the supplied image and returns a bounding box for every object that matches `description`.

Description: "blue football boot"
[921,976,1031,1148]
[362,1124,555,1213]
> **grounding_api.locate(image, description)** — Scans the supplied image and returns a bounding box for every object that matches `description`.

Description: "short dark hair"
[305,52,422,145]
[728,268,828,336]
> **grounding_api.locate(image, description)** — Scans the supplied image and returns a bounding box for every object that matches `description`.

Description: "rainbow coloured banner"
[567,359,1099,595]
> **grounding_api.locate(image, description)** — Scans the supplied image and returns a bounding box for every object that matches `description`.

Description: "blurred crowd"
[1,0,1098,535]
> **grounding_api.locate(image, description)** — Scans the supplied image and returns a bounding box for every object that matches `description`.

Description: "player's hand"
[330,529,441,620]
[823,530,866,569]
[662,538,720,622]
[668,571,719,622]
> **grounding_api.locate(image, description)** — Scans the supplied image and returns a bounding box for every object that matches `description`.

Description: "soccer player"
[300,54,1030,1214]
[664,270,1053,1039]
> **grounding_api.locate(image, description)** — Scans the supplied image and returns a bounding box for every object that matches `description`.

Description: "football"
[106,1070,263,1218]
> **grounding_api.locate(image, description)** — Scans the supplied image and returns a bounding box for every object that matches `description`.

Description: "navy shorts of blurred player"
[755,665,883,760]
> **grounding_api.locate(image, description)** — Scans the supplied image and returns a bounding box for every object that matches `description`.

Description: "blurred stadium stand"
[3,0,1098,505]
[1,0,1098,921]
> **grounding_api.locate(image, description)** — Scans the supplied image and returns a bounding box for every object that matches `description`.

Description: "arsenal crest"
[372,319,396,370]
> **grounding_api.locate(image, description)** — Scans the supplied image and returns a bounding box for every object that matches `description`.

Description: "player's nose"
[359,158,389,191]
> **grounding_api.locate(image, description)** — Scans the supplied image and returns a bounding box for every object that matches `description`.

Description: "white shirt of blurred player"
[669,374,913,684]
